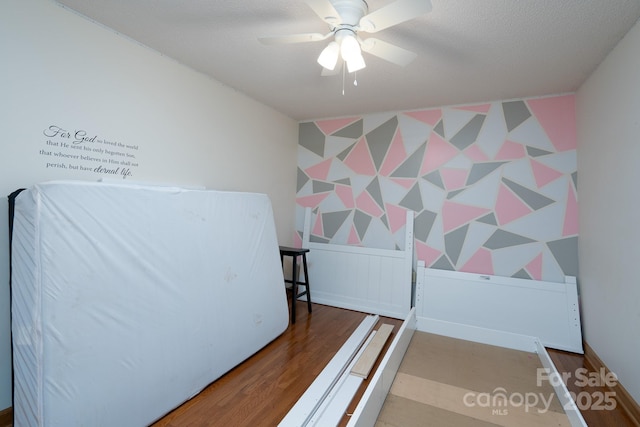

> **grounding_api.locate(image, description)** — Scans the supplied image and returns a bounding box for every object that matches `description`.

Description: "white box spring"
[11,180,289,426]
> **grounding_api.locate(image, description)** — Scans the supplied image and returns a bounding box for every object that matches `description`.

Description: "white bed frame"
[301,207,414,319]
[415,263,583,354]
[282,261,586,426]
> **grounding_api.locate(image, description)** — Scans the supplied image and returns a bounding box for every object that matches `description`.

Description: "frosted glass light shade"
[346,53,366,73]
[340,35,360,62]
[317,41,340,70]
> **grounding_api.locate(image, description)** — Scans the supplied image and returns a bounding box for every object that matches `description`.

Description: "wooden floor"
[153,302,400,426]
[148,303,635,426]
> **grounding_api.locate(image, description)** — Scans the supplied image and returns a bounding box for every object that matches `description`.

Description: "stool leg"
[302,253,312,313]
[291,255,297,324]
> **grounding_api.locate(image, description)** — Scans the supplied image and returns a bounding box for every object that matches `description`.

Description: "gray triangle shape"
[399,183,424,212]
[572,172,578,190]
[297,168,309,192]
[310,235,331,243]
[467,162,506,186]
[366,176,384,209]
[334,177,351,185]
[502,178,555,210]
[547,237,578,277]
[526,146,553,157]
[512,269,532,280]
[333,119,363,138]
[445,224,468,265]
[391,143,426,178]
[322,210,351,239]
[447,189,465,200]
[415,210,437,242]
[450,114,485,150]
[422,170,444,189]
[367,117,398,171]
[299,122,326,157]
[484,229,535,250]
[477,213,498,226]
[336,142,356,161]
[433,120,445,138]
[312,180,335,193]
[503,100,532,132]
[380,214,389,229]
[354,209,372,240]
[432,255,454,271]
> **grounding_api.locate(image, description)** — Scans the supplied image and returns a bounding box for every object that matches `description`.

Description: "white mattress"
[11,180,289,426]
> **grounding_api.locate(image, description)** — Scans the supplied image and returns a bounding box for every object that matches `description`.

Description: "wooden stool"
[279,246,312,324]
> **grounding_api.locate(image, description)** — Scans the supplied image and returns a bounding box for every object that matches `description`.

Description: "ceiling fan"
[259,0,432,74]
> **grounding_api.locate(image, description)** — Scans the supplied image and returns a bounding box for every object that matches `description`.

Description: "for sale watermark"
[463,367,618,416]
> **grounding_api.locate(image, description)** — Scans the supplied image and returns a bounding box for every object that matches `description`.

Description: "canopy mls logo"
[462,367,618,416]
[462,387,555,415]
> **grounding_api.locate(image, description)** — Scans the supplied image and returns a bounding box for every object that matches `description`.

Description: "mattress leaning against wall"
[10,180,290,427]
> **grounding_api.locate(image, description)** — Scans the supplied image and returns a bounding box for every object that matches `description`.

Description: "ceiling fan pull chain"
[342,63,346,95]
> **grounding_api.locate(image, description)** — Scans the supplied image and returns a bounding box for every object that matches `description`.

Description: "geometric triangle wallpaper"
[296,94,577,283]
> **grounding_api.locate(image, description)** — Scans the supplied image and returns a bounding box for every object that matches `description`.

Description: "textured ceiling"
[55,0,640,121]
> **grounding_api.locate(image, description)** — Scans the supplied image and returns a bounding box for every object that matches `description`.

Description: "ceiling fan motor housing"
[330,0,369,29]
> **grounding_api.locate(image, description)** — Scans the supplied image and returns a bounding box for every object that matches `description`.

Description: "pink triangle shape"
[315,117,360,135]
[461,248,494,275]
[495,184,533,225]
[405,109,442,126]
[305,158,333,181]
[563,183,579,236]
[379,130,407,176]
[530,158,564,188]
[442,201,491,233]
[441,168,468,190]
[296,193,330,208]
[335,184,355,209]
[385,203,407,234]
[526,253,543,281]
[356,190,384,217]
[348,225,361,245]
[495,140,526,160]
[416,241,442,266]
[344,137,377,176]
[527,95,577,152]
[421,132,459,175]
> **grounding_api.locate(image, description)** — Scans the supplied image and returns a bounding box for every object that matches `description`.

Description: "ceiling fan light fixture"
[339,32,366,73]
[317,41,340,70]
[340,33,360,61]
[346,53,366,73]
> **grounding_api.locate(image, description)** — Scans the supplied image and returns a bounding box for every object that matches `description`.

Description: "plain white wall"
[576,18,640,403]
[0,0,298,410]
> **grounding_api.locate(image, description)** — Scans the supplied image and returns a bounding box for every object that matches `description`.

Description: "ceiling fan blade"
[304,0,341,26]
[258,32,331,45]
[360,38,417,67]
[359,0,432,33]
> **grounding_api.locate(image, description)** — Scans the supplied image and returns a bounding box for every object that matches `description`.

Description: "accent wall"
[296,95,577,283]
